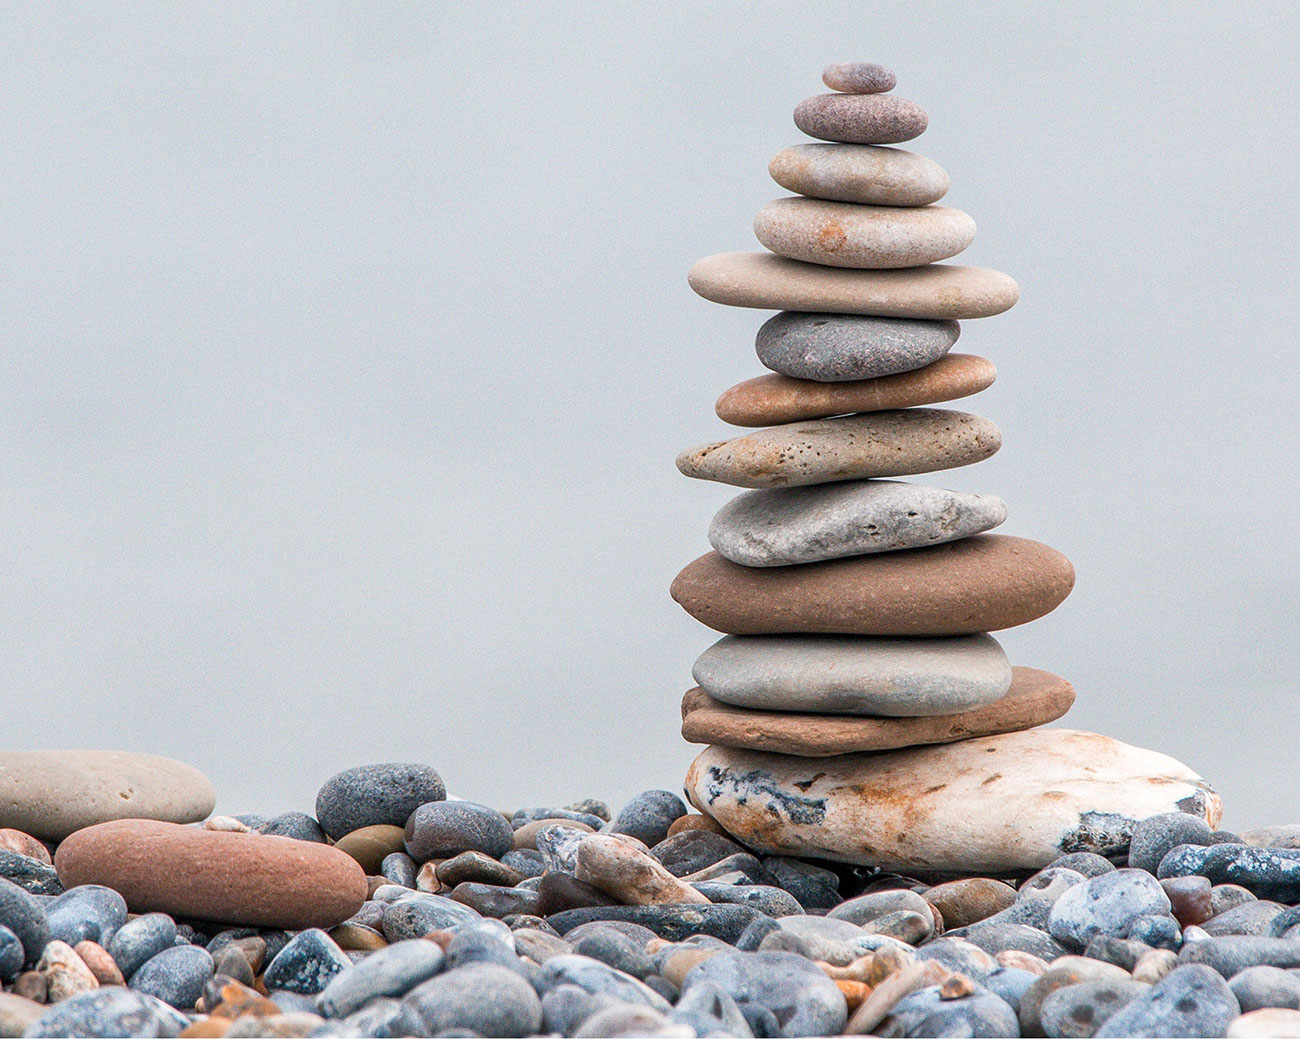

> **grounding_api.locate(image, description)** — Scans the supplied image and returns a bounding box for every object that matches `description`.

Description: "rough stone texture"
[1048,870,1174,949]
[0,751,214,841]
[822,62,897,94]
[404,801,513,862]
[679,409,1000,490]
[757,310,961,382]
[685,730,1221,873]
[681,666,1074,756]
[1095,963,1240,1037]
[54,819,367,929]
[708,479,1007,566]
[404,962,543,1037]
[794,93,928,145]
[770,143,946,206]
[755,199,975,269]
[314,762,445,840]
[716,353,996,427]
[688,253,1019,318]
[692,631,1012,715]
[1158,845,1300,902]
[672,535,1075,636]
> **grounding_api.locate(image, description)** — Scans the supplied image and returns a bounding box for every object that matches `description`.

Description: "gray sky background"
[2,3,1297,828]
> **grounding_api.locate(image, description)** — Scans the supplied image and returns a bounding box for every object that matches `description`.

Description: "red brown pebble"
[54,819,366,930]
[1162,875,1214,927]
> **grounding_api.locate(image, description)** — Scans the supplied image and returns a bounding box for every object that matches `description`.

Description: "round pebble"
[771,143,947,206]
[404,801,513,862]
[130,944,214,1009]
[756,310,959,382]
[823,61,897,93]
[315,762,446,840]
[795,93,928,145]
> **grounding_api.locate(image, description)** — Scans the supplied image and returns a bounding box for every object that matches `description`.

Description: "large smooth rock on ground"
[755,199,975,269]
[689,253,1019,318]
[692,632,1011,716]
[677,410,1000,489]
[715,354,997,427]
[770,143,948,206]
[708,479,1007,566]
[54,819,367,929]
[672,535,1075,636]
[756,310,960,382]
[794,92,928,144]
[0,751,214,841]
[681,666,1076,756]
[684,730,1221,873]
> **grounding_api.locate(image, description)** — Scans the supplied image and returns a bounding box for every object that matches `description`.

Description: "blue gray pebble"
[883,984,1019,1038]
[0,924,22,983]
[404,962,544,1037]
[262,927,352,994]
[404,800,513,861]
[0,876,47,965]
[129,944,214,1009]
[317,938,444,1018]
[257,811,328,843]
[380,893,481,941]
[1048,869,1172,949]
[1229,964,1300,1012]
[23,987,172,1038]
[45,884,127,947]
[1095,963,1240,1037]
[1128,812,1215,874]
[108,912,178,980]
[1039,978,1152,1037]
[0,849,62,896]
[606,790,687,847]
[315,761,446,840]
[683,950,847,1038]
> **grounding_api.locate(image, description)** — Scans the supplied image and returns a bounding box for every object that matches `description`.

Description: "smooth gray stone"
[683,951,847,1038]
[963,921,1068,961]
[882,984,1019,1038]
[692,883,803,918]
[23,987,171,1038]
[693,632,1011,717]
[671,978,754,1038]
[828,889,934,927]
[404,962,543,1037]
[606,791,688,848]
[1095,964,1239,1037]
[45,884,127,947]
[1229,965,1300,1013]
[263,928,352,995]
[1204,901,1286,937]
[1048,869,1172,949]
[536,954,672,1011]
[1040,978,1150,1038]
[1128,812,1215,874]
[1178,936,1300,976]
[317,939,445,1018]
[315,762,445,840]
[756,311,960,382]
[1158,844,1300,902]
[708,479,1007,567]
[381,894,481,941]
[130,944,214,1009]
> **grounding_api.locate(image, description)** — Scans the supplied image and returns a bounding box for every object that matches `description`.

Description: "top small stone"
[823,62,897,94]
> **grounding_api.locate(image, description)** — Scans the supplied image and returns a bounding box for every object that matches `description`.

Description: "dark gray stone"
[263,928,351,995]
[652,831,748,878]
[130,944,214,1009]
[547,903,765,944]
[405,962,543,1037]
[257,811,328,843]
[1178,936,1300,977]
[1125,914,1182,950]
[1040,978,1150,1038]
[0,924,22,983]
[755,312,961,382]
[541,983,616,1037]
[964,921,1068,961]
[0,850,61,896]
[536,954,670,1010]
[108,913,178,981]
[1047,852,1118,878]
[404,800,512,862]
[1160,844,1300,902]
[736,915,783,953]
[672,978,754,1037]
[46,885,127,947]
[913,937,997,982]
[379,851,417,889]
[684,950,847,1038]
[317,938,444,1018]
[315,762,445,840]
[571,929,655,981]
[1204,901,1285,937]
[23,988,170,1038]
[501,848,546,879]
[1128,813,1215,874]
[607,791,688,848]
[1084,935,1153,972]
[762,857,840,910]
[450,882,539,919]
[1095,964,1239,1037]
[883,985,1019,1038]
[512,807,607,830]
[341,996,427,1038]
[0,875,48,965]
[693,883,804,918]
[381,894,481,941]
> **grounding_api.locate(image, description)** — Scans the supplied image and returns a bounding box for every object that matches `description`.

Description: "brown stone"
[333,825,406,874]
[688,253,1019,319]
[0,829,51,864]
[715,354,996,427]
[671,535,1075,636]
[680,667,1073,756]
[73,941,125,986]
[924,877,1018,929]
[329,923,388,951]
[666,814,727,838]
[12,971,46,1003]
[54,819,367,929]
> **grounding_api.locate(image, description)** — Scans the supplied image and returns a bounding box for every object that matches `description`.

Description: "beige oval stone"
[717,354,996,427]
[680,666,1075,756]
[1227,1009,1300,1038]
[54,819,367,929]
[684,730,1221,873]
[755,199,975,269]
[689,253,1019,319]
[677,409,1000,489]
[334,824,406,874]
[0,750,215,841]
[770,144,948,206]
[574,834,709,907]
[671,535,1074,636]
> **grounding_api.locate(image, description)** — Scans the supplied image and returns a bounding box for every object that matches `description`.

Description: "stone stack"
[672,63,1218,875]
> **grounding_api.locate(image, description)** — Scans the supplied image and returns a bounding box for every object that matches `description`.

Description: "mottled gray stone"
[317,938,445,1018]
[46,885,127,947]
[1040,978,1150,1038]
[1096,964,1239,1037]
[1128,812,1215,874]
[315,762,445,840]
[756,311,959,382]
[882,985,1019,1038]
[684,951,847,1038]
[536,954,672,1011]
[693,632,1010,717]
[1229,965,1300,1013]
[1178,936,1300,977]
[0,876,48,964]
[606,792,688,848]
[405,800,512,862]
[263,928,351,995]
[23,988,171,1038]
[381,894,481,941]
[130,944,214,1009]
[0,850,61,896]
[1048,869,1172,949]
[404,962,543,1037]
[708,480,1007,568]
[108,913,177,980]
[1159,844,1300,902]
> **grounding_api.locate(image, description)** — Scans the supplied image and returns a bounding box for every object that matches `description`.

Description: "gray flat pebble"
[404,962,543,1037]
[756,311,959,382]
[315,762,445,840]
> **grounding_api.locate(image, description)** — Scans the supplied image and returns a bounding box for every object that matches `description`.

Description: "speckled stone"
[404,801,513,863]
[681,666,1074,756]
[708,479,1007,567]
[756,311,960,382]
[771,143,946,207]
[1048,870,1174,949]
[685,730,1221,873]
[317,938,445,1018]
[822,62,896,94]
[685,950,848,1037]
[693,631,1010,715]
[575,835,710,907]
[927,878,1018,929]
[0,750,215,841]
[0,877,49,965]
[1095,964,1240,1037]
[404,963,544,1037]
[755,199,975,269]
[689,253,1019,318]
[608,791,688,848]
[677,409,1001,489]
[716,354,996,427]
[263,928,351,995]
[547,905,764,944]
[1158,845,1300,902]
[672,535,1074,637]
[314,762,445,840]
[130,944,214,1009]
[795,93,928,145]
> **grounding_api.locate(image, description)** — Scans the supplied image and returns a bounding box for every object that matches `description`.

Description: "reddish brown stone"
[73,941,125,986]
[666,814,727,838]
[54,819,366,930]
[671,535,1074,636]
[680,666,1074,756]
[715,354,996,428]
[0,829,51,864]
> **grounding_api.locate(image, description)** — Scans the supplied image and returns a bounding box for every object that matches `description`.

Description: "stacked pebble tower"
[671,63,1219,876]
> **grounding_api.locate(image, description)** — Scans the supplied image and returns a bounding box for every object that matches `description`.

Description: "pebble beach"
[3,59,1296,1040]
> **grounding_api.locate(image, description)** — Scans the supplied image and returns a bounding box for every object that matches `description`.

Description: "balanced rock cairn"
[672,63,1220,876]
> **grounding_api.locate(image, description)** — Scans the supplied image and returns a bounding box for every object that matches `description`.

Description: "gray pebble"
[573,1002,673,1038]
[315,762,445,840]
[0,876,49,965]
[1039,978,1151,1038]
[671,978,754,1038]
[23,988,170,1038]
[756,311,959,382]
[571,929,656,981]
[1047,852,1118,878]
[1095,963,1239,1037]
[381,893,481,941]
[502,849,546,880]
[1178,935,1300,976]
[450,882,539,919]
[652,831,747,877]
[693,883,803,918]
[317,938,444,1018]
[1229,964,1300,1013]
[1128,812,1214,874]
[405,801,512,862]
[762,857,840,910]
[913,937,998,981]
[130,944,214,1009]
[108,912,178,980]
[1125,914,1181,950]
[607,791,688,848]
[0,924,22,983]
[45,884,127,947]
[983,966,1039,1013]
[542,982,616,1037]
[883,984,1019,1038]
[1205,900,1285,937]
[0,849,62,897]
[536,954,671,1010]
[1084,935,1153,972]
[512,807,607,831]
[379,851,417,889]
[263,928,351,995]
[405,962,544,1037]
[257,811,328,843]
[683,950,847,1037]
[1048,869,1172,949]
[548,904,764,944]
[963,921,1068,961]
[1160,844,1300,902]
[341,995,426,1038]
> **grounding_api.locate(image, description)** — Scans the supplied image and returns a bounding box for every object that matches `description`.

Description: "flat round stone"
[0,751,215,842]
[755,199,975,269]
[716,354,997,427]
[757,311,960,382]
[692,632,1012,715]
[708,479,1007,566]
[688,253,1019,318]
[795,93,927,144]
[676,409,1001,489]
[684,730,1222,873]
[670,534,1075,636]
[53,820,367,930]
[770,144,948,206]
[822,62,897,94]
[680,666,1075,755]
